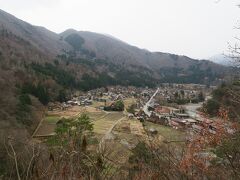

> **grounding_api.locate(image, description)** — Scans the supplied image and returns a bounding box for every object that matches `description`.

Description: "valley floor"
[32,98,186,176]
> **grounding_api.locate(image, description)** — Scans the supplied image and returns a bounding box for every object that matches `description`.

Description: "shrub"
[203,99,220,117]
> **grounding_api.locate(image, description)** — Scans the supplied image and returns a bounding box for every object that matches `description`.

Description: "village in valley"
[24,81,237,176]
[33,83,217,149]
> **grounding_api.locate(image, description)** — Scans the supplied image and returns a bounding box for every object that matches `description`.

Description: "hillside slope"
[0,9,71,57]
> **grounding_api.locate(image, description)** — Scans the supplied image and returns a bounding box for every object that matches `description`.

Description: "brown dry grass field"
[100,118,147,174]
[34,105,103,136]
[104,117,187,167]
[144,121,186,142]
[93,112,125,135]
[123,98,136,110]
[34,103,126,137]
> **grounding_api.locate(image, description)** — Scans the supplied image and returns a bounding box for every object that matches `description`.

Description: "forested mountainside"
[60,29,228,84]
[0,8,230,93]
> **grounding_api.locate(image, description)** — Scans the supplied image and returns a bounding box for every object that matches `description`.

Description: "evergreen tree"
[115,100,125,111]
[57,89,67,103]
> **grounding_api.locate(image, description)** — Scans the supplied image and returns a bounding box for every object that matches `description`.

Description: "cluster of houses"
[48,96,94,111]
[129,84,220,134]
[48,84,212,127]
[156,88,204,103]
[142,101,198,129]
[133,100,224,135]
[139,98,227,135]
[160,83,215,91]
[50,86,151,111]
[64,96,93,106]
[88,86,142,98]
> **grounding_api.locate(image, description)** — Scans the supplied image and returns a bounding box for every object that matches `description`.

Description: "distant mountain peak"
[209,54,235,66]
[61,28,79,35]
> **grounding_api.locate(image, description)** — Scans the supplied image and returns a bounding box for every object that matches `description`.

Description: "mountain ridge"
[0,8,230,88]
[60,28,225,74]
[0,8,227,76]
[0,9,72,57]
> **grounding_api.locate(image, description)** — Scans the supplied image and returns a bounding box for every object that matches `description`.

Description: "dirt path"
[98,116,126,151]
[32,117,45,138]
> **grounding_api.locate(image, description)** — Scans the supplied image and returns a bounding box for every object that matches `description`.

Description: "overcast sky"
[0,0,239,59]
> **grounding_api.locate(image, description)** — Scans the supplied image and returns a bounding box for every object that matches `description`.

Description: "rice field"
[34,115,60,136]
[34,105,126,138]
[93,112,125,135]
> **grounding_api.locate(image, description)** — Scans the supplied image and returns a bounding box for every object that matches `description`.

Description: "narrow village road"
[143,88,159,117]
[184,95,212,121]
[184,103,202,118]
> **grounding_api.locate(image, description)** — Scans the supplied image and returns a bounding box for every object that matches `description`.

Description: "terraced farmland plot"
[86,111,107,121]
[93,112,125,135]
[130,120,146,136]
[48,106,84,118]
[123,98,136,109]
[91,101,105,108]
[105,141,132,164]
[103,112,124,121]
[44,115,61,123]
[144,121,186,142]
[34,115,60,136]
[101,119,146,173]
[35,123,56,136]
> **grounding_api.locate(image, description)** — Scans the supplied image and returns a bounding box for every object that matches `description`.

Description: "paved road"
[143,88,159,117]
